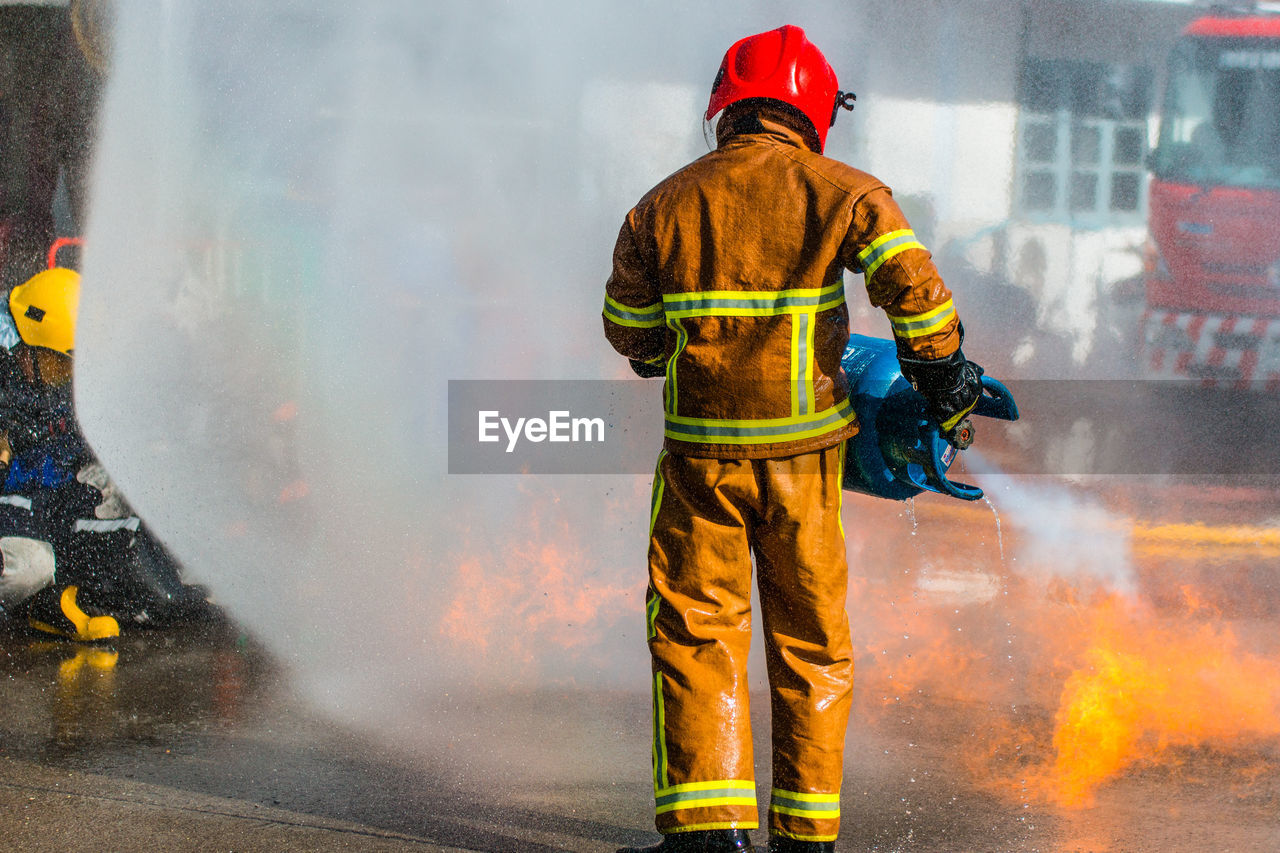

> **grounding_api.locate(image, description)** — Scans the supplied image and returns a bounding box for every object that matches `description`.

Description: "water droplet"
[982,494,1005,566]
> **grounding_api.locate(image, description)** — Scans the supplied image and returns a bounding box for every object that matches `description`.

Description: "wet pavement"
[2,481,1279,852]
[1,623,1276,851]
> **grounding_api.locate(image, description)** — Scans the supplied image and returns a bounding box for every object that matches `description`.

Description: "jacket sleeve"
[602,210,665,365]
[840,187,961,361]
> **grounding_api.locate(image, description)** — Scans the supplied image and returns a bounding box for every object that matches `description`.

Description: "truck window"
[1153,37,1280,189]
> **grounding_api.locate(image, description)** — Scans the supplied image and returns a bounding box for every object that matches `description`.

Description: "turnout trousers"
[646,443,853,842]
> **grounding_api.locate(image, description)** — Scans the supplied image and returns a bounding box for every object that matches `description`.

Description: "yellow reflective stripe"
[665,319,688,413]
[649,449,667,538]
[646,589,660,642]
[888,297,954,325]
[652,672,669,792]
[662,283,844,319]
[646,452,666,646]
[790,313,800,417]
[660,780,758,794]
[665,399,856,445]
[655,796,758,814]
[664,300,845,319]
[939,398,977,432]
[655,779,757,814]
[604,294,664,328]
[887,298,956,339]
[662,285,843,418]
[790,312,815,417]
[770,788,841,819]
[856,228,912,261]
[837,442,846,540]
[856,229,927,281]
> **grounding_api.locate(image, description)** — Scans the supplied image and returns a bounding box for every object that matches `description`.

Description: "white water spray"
[71,2,870,721]
[966,450,1137,597]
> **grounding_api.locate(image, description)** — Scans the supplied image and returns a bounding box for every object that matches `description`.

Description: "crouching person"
[0,267,209,641]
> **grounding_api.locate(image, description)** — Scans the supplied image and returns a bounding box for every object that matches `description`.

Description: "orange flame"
[437,489,643,668]
[438,482,1280,806]
[1048,597,1280,807]
[852,494,1280,809]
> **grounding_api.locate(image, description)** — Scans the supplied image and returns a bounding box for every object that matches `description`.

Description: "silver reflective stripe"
[74,517,141,533]
[665,318,689,413]
[770,788,841,818]
[794,311,812,416]
[0,495,33,511]
[653,780,757,814]
[856,229,926,280]
[662,283,844,316]
[888,298,956,339]
[655,786,752,809]
[665,399,856,442]
[604,296,664,328]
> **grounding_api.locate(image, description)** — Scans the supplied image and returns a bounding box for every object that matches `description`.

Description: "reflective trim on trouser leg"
[647,453,758,833]
[769,788,840,842]
[656,779,757,814]
[652,671,670,792]
[754,444,852,841]
[655,779,759,831]
[650,677,759,831]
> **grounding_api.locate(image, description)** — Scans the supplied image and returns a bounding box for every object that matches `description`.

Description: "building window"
[1016,58,1153,223]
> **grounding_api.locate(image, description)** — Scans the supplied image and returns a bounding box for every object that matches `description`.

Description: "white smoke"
[967,452,1138,596]
[69,1,1148,733]
[75,2,866,714]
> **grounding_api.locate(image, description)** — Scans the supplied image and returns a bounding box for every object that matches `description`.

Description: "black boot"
[618,828,755,852]
[768,837,834,853]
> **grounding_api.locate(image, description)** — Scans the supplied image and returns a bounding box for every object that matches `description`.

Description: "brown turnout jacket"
[604,106,961,459]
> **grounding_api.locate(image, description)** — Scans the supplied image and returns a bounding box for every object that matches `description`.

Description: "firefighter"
[603,26,982,853]
[0,267,208,641]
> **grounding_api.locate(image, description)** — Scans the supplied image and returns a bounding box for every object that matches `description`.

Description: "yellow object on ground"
[28,584,119,642]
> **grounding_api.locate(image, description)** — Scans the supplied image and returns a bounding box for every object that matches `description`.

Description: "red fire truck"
[1141,6,1280,386]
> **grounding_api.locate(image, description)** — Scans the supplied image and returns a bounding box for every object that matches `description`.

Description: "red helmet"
[705,25,851,152]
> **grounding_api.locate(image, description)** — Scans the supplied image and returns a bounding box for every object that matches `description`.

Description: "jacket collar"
[714,104,822,153]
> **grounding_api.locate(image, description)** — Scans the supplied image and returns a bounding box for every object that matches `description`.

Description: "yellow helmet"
[9,268,81,355]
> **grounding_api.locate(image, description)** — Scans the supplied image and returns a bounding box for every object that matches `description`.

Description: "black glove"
[899,348,984,436]
[629,358,666,379]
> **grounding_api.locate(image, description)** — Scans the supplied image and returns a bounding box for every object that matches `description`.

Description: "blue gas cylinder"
[840,334,1018,502]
